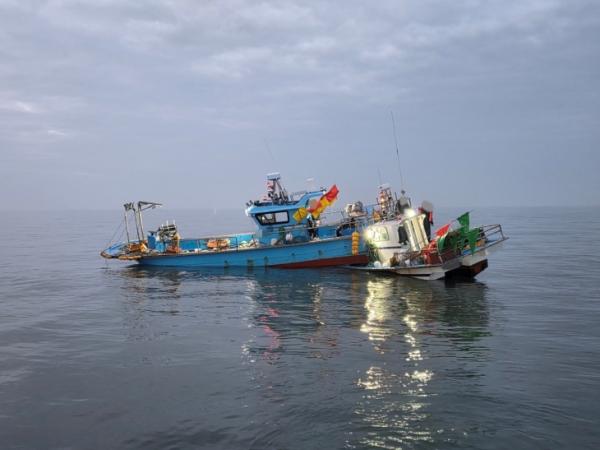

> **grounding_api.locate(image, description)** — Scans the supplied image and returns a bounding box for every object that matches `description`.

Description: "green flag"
[457,212,470,231]
[467,228,480,254]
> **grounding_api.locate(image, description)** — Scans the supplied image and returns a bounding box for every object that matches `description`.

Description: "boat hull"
[136,236,368,268]
[446,237,506,279]
[448,259,489,278]
[349,257,462,280]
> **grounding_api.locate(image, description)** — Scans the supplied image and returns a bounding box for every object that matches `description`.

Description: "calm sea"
[1,207,599,449]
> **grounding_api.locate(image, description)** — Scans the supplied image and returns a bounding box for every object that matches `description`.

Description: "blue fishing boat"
[101,173,368,268]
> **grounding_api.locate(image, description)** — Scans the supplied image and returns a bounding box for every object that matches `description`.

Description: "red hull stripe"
[273,255,368,269]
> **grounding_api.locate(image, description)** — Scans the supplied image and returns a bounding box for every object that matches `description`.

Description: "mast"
[122,201,162,244]
[390,111,406,194]
[135,201,162,242]
[137,202,145,241]
[124,207,131,244]
[123,202,136,243]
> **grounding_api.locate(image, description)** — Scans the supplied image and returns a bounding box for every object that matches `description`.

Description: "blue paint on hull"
[138,236,361,267]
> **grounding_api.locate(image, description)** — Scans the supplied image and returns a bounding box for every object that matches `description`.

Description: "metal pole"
[137,202,145,241]
[124,209,131,244]
[133,205,141,242]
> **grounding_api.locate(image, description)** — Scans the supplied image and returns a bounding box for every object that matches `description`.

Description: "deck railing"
[438,223,507,262]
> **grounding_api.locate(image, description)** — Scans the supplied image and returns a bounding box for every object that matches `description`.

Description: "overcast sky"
[1,0,599,210]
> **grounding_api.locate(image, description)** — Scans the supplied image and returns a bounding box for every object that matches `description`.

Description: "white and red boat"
[355,185,507,281]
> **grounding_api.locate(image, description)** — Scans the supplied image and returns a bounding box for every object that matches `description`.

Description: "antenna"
[263,138,276,167]
[390,111,406,193]
[377,168,383,185]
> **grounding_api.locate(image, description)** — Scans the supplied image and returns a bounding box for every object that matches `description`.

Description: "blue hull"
[137,236,366,268]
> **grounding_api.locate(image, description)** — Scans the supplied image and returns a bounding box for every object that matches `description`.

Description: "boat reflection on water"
[354,275,490,448]
[111,266,184,300]
[102,266,189,343]
[107,265,491,448]
[240,269,337,364]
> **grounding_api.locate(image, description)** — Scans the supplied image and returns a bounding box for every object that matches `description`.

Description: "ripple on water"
[1,208,600,449]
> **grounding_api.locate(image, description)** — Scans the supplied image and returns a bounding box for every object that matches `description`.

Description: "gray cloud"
[1,0,599,209]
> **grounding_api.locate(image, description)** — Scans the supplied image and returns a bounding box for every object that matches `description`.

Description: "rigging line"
[390,111,405,193]
[104,217,125,249]
[263,138,276,167]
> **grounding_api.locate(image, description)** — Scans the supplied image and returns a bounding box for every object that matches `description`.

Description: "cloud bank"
[1,0,599,209]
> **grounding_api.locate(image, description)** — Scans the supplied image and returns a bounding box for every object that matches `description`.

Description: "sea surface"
[1,207,599,449]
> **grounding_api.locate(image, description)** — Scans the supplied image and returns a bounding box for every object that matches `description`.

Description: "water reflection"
[102,267,190,343]
[109,266,184,301]
[240,269,330,363]
[361,279,393,352]
[353,275,490,449]
[236,270,491,448]
[106,266,491,448]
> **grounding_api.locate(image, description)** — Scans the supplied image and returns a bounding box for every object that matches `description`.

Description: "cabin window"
[256,211,289,225]
[371,226,389,242]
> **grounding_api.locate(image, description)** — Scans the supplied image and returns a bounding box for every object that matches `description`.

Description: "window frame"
[255,211,290,225]
[371,226,390,242]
